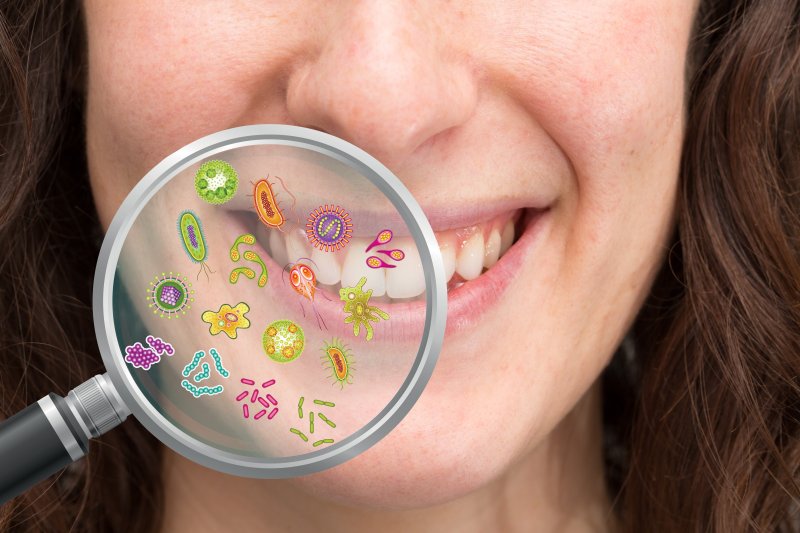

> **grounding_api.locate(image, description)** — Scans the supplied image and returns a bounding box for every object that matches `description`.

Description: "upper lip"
[228,196,548,236]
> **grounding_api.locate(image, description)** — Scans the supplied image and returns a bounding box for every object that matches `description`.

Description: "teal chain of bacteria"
[193,363,210,382]
[180,348,230,397]
[181,382,223,398]
[290,397,336,447]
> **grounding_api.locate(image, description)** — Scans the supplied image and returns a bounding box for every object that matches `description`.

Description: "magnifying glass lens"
[106,132,441,469]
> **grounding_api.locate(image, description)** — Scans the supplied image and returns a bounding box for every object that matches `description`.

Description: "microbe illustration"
[177,210,214,279]
[262,319,305,363]
[290,396,336,447]
[283,259,328,330]
[364,229,405,269]
[194,160,238,205]
[235,377,279,421]
[306,205,353,252]
[321,338,354,389]
[124,335,175,371]
[180,348,230,398]
[201,302,251,339]
[229,234,268,287]
[339,276,389,341]
[365,229,393,253]
[146,272,194,319]
[252,176,296,230]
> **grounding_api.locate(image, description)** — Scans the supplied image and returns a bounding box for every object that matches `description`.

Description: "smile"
[224,203,550,342]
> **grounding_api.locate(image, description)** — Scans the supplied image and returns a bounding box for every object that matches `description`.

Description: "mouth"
[223,202,550,342]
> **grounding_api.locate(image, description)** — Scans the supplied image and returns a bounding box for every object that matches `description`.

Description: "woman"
[0,1,798,531]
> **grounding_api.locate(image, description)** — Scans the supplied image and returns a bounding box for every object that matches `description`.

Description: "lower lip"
[224,209,549,343]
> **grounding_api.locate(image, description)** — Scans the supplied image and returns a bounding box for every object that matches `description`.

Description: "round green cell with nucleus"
[263,320,305,363]
[194,160,238,205]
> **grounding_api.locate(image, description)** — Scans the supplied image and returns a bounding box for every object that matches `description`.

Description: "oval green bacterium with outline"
[195,160,238,204]
[178,210,208,263]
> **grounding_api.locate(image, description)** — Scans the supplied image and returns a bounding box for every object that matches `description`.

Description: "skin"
[83,1,696,531]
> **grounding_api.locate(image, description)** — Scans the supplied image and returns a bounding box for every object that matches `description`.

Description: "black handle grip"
[0,394,88,505]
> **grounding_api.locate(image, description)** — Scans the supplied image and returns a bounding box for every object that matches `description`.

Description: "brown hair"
[0,1,797,531]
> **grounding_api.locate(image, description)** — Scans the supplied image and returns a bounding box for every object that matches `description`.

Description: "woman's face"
[84,1,694,508]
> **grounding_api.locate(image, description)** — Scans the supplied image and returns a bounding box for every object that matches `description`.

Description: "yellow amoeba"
[202,302,251,339]
[339,277,389,341]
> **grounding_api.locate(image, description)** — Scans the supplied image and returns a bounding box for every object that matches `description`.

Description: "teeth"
[256,211,519,297]
[456,230,485,281]
[310,247,342,286]
[500,220,514,256]
[285,226,311,263]
[385,237,425,299]
[341,238,386,297]
[438,233,457,282]
[268,227,289,268]
[484,228,501,268]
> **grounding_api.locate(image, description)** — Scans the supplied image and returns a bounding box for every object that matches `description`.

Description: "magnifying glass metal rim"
[92,124,447,478]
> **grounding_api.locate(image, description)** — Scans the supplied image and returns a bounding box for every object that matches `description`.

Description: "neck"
[160,383,616,532]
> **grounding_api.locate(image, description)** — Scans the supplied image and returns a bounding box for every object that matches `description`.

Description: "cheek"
[83,2,302,188]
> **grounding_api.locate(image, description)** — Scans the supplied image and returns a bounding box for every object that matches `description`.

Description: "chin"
[288,391,525,510]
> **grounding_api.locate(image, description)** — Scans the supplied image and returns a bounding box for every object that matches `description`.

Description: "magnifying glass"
[0,125,446,504]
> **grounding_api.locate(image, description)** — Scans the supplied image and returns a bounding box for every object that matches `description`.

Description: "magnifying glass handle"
[0,374,129,505]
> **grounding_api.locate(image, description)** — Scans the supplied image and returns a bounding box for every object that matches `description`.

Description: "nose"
[286,2,477,169]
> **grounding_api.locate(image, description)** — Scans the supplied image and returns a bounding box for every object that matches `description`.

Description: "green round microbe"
[262,319,305,363]
[194,160,238,205]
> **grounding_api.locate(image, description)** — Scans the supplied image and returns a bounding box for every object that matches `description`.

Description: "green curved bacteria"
[178,210,207,263]
[195,160,238,204]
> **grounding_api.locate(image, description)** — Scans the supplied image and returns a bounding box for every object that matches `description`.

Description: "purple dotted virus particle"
[146,272,193,319]
[305,205,353,252]
[124,336,175,371]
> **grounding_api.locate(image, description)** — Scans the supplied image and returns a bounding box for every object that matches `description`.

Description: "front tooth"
[438,233,457,282]
[268,227,289,268]
[456,231,484,280]
[484,229,501,268]
[341,238,386,297]
[310,246,342,286]
[285,226,311,263]
[500,220,515,256]
[385,237,425,299]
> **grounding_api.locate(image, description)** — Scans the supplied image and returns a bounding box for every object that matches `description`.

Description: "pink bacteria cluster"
[236,377,279,421]
[124,336,175,370]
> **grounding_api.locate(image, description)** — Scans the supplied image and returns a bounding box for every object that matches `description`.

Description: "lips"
[223,203,549,342]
